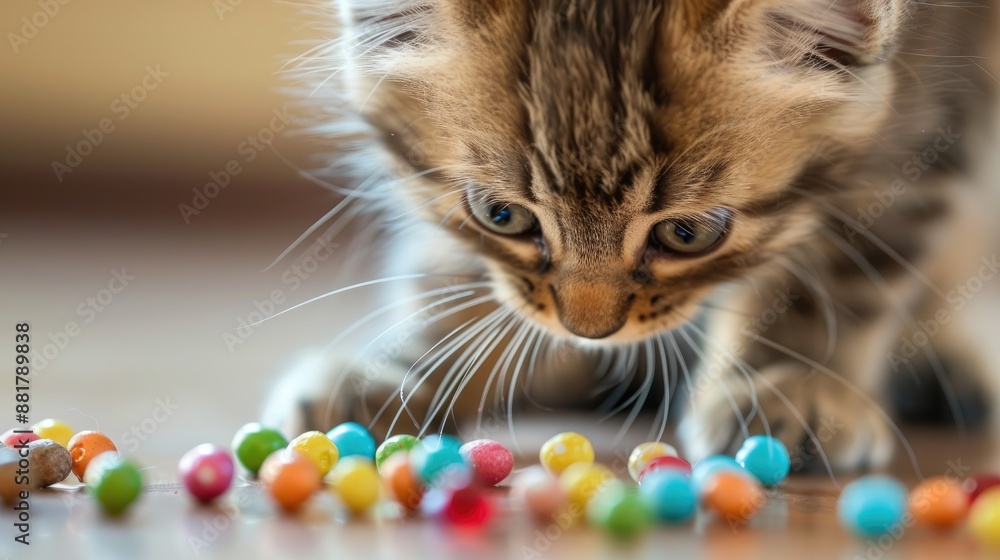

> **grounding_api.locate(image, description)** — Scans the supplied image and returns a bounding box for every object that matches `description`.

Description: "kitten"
[265,0,1000,471]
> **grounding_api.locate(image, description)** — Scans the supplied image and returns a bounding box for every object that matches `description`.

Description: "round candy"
[970,487,1000,548]
[423,484,493,525]
[964,473,1000,504]
[627,442,677,482]
[690,455,743,493]
[639,455,692,483]
[410,435,468,486]
[639,469,696,523]
[178,444,234,504]
[288,431,339,477]
[559,462,614,508]
[735,435,790,487]
[231,423,287,476]
[84,452,142,516]
[703,471,765,525]
[540,432,594,476]
[512,466,567,520]
[1,429,38,448]
[31,419,74,448]
[587,481,652,539]
[259,449,320,512]
[381,454,424,513]
[460,439,514,486]
[330,456,381,515]
[908,476,968,529]
[325,422,376,460]
[838,475,907,537]
[376,434,419,472]
[27,440,72,488]
[67,431,118,481]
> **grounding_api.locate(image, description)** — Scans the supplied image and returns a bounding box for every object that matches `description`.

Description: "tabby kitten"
[265,0,1000,471]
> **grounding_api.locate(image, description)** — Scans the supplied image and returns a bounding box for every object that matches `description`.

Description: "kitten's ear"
[752,0,908,68]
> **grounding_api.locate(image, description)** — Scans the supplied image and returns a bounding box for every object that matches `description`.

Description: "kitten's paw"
[678,363,894,472]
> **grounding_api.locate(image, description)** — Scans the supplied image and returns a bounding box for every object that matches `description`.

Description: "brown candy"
[0,448,22,504]
[28,440,72,488]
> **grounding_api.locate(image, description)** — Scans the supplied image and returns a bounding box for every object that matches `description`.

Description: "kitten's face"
[342,0,905,342]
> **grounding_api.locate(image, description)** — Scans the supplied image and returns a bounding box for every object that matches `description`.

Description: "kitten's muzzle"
[549,280,633,339]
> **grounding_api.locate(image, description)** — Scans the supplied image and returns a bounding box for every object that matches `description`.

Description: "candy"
[410,435,468,486]
[627,442,677,482]
[964,473,1000,504]
[639,455,692,483]
[0,448,23,504]
[67,431,118,481]
[735,435,790,487]
[690,455,743,493]
[639,469,696,523]
[838,476,907,537]
[330,456,381,515]
[908,476,968,529]
[970,487,1000,548]
[512,466,567,520]
[31,419,74,448]
[559,462,614,508]
[460,439,514,486]
[325,422,376,461]
[231,423,287,476]
[702,471,765,525]
[288,431,339,477]
[540,432,594,476]
[27,440,72,487]
[422,484,493,525]
[84,452,142,516]
[587,480,652,539]
[375,434,419,472]
[1,429,38,448]
[259,449,320,512]
[178,444,234,503]
[381,454,424,513]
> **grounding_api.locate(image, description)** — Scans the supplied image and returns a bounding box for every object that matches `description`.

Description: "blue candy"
[325,422,376,460]
[735,435,791,487]
[837,476,907,537]
[639,470,697,523]
[690,455,744,492]
[410,435,469,485]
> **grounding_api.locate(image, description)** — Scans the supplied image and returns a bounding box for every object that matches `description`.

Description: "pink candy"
[460,439,514,486]
[512,466,567,520]
[1,429,38,448]
[179,444,235,503]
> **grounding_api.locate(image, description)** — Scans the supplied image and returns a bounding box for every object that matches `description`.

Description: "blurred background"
[0,0,366,484]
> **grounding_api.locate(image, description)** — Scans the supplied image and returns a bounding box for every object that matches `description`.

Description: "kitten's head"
[337,0,906,342]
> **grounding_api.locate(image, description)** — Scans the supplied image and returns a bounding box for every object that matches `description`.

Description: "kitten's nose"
[551,280,631,339]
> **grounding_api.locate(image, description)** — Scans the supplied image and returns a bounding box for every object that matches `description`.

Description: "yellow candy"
[288,431,339,477]
[971,487,1000,548]
[32,419,74,448]
[627,442,677,482]
[559,462,614,508]
[540,432,594,476]
[329,457,381,515]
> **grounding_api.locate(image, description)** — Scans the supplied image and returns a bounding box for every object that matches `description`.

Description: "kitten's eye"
[807,44,859,70]
[469,197,538,236]
[652,210,731,255]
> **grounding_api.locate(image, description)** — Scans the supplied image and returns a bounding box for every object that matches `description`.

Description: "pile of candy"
[2,418,1000,548]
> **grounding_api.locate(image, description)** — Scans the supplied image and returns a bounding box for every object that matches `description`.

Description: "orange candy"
[381,454,424,513]
[909,476,969,529]
[703,471,765,525]
[259,449,320,512]
[67,431,118,481]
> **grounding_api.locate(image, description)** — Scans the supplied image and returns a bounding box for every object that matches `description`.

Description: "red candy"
[964,474,1000,504]
[1,430,38,448]
[460,439,514,486]
[639,455,692,483]
[423,484,494,526]
[179,444,235,504]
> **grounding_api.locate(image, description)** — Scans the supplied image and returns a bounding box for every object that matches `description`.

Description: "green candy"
[231,423,287,476]
[84,453,142,516]
[375,434,419,471]
[586,481,653,539]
